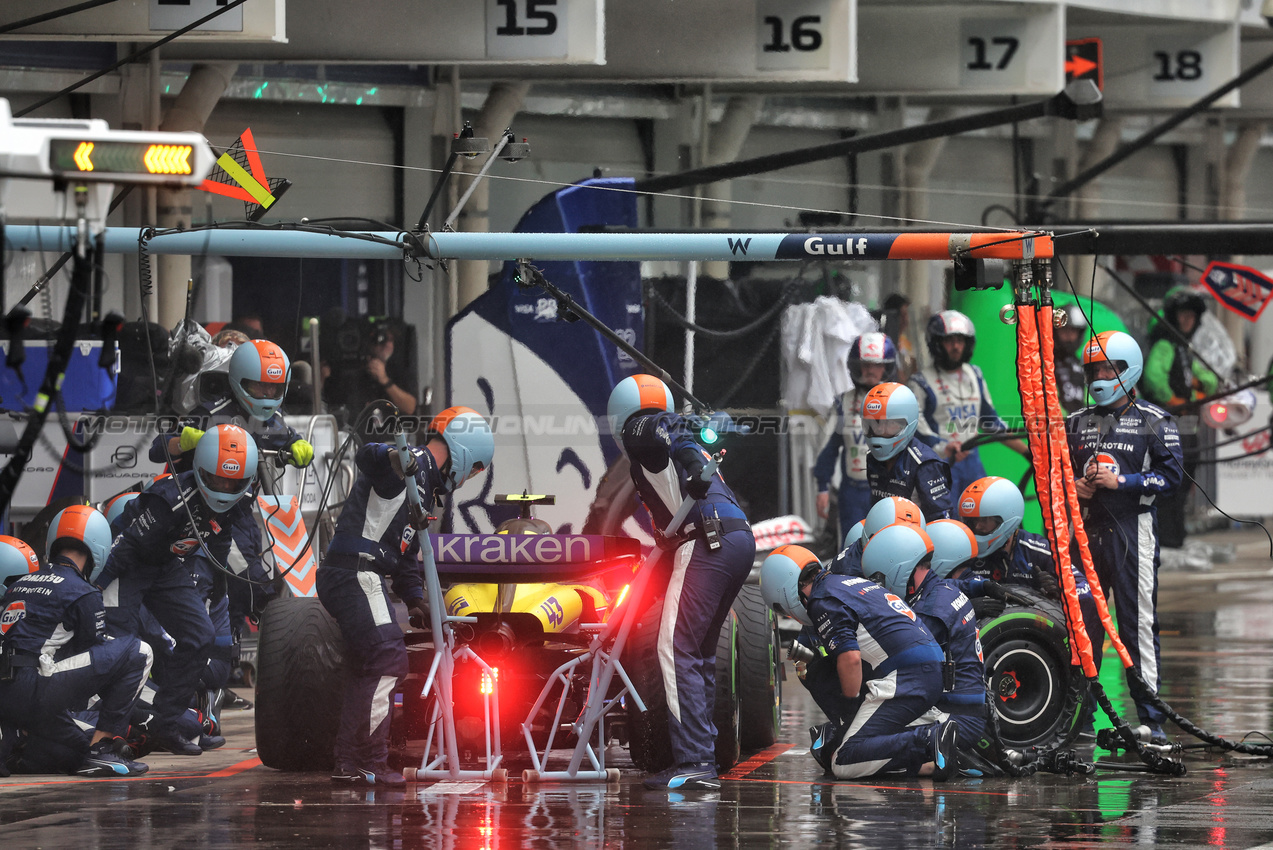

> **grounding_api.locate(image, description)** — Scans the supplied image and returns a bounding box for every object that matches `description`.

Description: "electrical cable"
[648,278,798,341]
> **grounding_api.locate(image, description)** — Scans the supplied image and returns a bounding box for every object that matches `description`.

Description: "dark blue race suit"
[317,443,437,773]
[0,557,153,771]
[866,438,955,522]
[622,411,755,770]
[99,472,251,739]
[813,390,874,538]
[806,572,945,779]
[958,529,1103,670]
[792,539,866,727]
[1067,398,1183,725]
[907,571,987,745]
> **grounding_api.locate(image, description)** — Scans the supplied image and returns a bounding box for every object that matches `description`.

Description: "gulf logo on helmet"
[216,425,250,479]
[253,340,288,383]
[1083,331,1117,365]
[862,382,904,419]
[1,601,25,634]
[960,498,976,515]
[0,535,39,572]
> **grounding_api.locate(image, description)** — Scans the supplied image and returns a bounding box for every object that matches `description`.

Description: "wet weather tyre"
[978,591,1086,750]
[623,601,742,774]
[733,585,781,752]
[625,599,674,773]
[713,612,740,772]
[255,596,348,771]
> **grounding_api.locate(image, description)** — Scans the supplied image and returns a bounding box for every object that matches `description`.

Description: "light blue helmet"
[228,339,291,421]
[958,476,1024,558]
[193,424,258,514]
[842,520,867,552]
[0,536,40,585]
[863,496,926,541]
[104,492,140,527]
[861,523,934,597]
[926,518,979,579]
[1082,330,1143,407]
[759,544,821,627]
[607,374,674,447]
[46,505,113,582]
[429,407,494,492]
[861,382,919,461]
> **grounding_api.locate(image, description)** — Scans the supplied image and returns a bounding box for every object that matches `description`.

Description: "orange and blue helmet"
[45,505,112,581]
[607,374,674,447]
[759,544,823,627]
[860,382,919,462]
[193,424,257,513]
[428,407,494,493]
[864,496,926,541]
[103,491,140,527]
[958,476,1025,558]
[228,339,290,421]
[1082,330,1142,406]
[0,535,41,585]
[862,523,934,597]
[926,518,978,579]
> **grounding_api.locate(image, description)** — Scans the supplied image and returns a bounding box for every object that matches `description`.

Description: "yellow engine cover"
[444,583,587,634]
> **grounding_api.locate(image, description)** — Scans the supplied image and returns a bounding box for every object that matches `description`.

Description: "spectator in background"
[322,314,418,439]
[1054,303,1089,415]
[879,293,917,382]
[1141,287,1217,550]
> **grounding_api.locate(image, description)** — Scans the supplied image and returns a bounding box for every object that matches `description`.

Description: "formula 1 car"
[253,494,781,774]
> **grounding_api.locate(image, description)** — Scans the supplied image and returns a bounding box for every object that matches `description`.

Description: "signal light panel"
[40,132,213,186]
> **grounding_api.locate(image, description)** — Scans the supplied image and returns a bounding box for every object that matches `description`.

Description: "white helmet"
[861,523,934,597]
[860,382,919,462]
[759,544,822,627]
[606,374,674,447]
[926,518,978,579]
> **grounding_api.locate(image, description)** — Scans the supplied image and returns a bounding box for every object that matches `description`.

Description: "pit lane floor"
[3,528,1272,849]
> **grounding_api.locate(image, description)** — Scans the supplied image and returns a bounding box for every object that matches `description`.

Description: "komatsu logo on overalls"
[803,236,870,256]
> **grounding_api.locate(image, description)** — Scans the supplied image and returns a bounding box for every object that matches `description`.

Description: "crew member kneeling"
[0,513,152,777]
[762,540,957,781]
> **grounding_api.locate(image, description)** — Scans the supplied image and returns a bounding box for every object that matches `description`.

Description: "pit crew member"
[608,374,756,791]
[861,382,954,521]
[317,407,493,788]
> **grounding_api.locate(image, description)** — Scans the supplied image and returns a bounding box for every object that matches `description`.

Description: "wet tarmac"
[3,529,1273,849]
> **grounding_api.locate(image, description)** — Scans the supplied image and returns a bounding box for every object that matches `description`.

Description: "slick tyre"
[978,589,1086,750]
[255,596,348,771]
[733,585,781,752]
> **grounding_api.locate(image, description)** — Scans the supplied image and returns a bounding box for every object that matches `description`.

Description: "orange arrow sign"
[1065,55,1097,78]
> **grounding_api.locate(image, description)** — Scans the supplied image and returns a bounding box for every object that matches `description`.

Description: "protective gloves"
[179,426,205,453]
[287,439,314,468]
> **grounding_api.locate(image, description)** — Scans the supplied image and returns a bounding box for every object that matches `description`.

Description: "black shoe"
[331,764,407,788]
[150,729,203,756]
[809,723,841,776]
[0,723,19,778]
[77,740,148,777]
[198,734,226,751]
[642,763,720,791]
[225,691,253,711]
[930,721,958,782]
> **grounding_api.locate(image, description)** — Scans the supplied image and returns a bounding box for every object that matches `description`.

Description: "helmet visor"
[242,378,285,400]
[864,417,908,439]
[964,515,1002,537]
[199,468,251,496]
[1083,360,1125,383]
